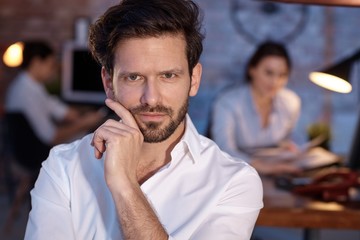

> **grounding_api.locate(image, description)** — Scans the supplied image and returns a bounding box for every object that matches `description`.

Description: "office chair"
[2,112,50,234]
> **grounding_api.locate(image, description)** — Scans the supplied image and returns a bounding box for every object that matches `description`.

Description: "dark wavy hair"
[88,0,204,76]
[245,41,291,83]
[20,40,54,70]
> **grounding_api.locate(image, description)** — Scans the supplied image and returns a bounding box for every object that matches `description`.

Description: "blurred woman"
[211,41,301,175]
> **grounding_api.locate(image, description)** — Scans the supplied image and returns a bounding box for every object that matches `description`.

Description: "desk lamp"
[309,50,360,93]
[310,48,360,172]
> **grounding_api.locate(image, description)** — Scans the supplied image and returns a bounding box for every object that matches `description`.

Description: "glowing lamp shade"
[3,42,24,67]
[309,72,352,93]
[309,49,360,94]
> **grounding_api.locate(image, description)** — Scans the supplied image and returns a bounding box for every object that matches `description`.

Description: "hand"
[251,158,302,176]
[279,140,299,153]
[91,98,144,190]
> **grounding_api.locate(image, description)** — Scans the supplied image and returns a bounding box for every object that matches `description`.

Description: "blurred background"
[1,0,360,239]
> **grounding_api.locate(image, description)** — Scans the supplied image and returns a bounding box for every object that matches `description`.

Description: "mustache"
[129,104,173,115]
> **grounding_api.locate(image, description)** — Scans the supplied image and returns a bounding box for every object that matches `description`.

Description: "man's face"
[103,34,201,143]
[34,55,57,83]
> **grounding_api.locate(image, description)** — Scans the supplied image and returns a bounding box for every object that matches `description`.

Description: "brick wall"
[0,0,116,107]
[1,0,86,47]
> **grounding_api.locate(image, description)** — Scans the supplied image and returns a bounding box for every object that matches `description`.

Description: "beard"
[129,98,189,143]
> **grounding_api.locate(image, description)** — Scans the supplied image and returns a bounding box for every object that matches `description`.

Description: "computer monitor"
[61,42,106,105]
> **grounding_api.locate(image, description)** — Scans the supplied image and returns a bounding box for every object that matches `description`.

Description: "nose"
[269,74,283,86]
[140,79,161,106]
[275,74,287,87]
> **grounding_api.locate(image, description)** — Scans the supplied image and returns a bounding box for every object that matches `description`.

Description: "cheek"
[115,97,134,112]
[42,69,52,79]
[171,84,191,100]
[253,76,267,89]
[113,86,138,106]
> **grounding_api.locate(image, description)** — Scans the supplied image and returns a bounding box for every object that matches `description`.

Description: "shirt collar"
[177,114,202,164]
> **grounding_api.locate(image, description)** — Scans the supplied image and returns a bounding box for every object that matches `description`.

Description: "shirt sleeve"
[24,151,75,240]
[211,95,251,162]
[47,95,69,121]
[18,90,57,144]
[284,90,303,144]
[187,167,263,240]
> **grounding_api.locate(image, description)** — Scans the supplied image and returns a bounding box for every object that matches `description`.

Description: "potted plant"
[307,122,332,150]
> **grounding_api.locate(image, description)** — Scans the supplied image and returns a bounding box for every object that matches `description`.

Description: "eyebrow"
[117,68,185,78]
[159,68,185,75]
[117,71,142,79]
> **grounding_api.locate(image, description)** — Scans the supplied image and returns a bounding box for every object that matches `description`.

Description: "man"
[4,40,105,234]
[5,40,105,175]
[25,0,263,239]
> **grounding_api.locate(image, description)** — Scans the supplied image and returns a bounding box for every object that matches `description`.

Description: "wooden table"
[256,176,360,240]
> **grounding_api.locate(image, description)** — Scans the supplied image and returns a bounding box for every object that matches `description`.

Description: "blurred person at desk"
[211,41,302,176]
[5,40,105,174]
[3,40,105,235]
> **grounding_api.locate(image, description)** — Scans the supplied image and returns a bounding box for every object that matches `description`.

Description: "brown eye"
[127,75,140,81]
[163,73,175,79]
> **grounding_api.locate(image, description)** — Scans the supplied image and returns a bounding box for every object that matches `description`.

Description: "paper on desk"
[250,135,340,169]
[250,147,298,162]
[295,147,340,170]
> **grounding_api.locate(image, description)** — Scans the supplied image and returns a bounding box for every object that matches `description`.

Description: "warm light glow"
[309,72,352,94]
[309,201,344,211]
[3,42,24,67]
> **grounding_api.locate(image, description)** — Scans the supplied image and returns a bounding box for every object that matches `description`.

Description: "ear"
[248,66,256,80]
[101,67,115,100]
[189,63,202,97]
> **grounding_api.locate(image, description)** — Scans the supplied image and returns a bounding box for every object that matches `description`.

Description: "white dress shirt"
[25,115,263,240]
[5,72,68,144]
[211,85,301,162]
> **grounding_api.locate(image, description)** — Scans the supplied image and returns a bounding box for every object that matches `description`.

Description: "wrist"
[106,173,139,197]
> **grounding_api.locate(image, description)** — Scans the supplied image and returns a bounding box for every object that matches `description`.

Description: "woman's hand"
[279,140,300,153]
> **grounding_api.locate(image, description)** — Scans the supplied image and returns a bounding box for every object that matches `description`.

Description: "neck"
[250,86,273,128]
[27,68,42,83]
[250,86,272,107]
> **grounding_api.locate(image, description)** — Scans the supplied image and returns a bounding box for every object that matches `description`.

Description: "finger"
[92,124,134,159]
[94,145,104,159]
[90,119,126,145]
[105,98,139,129]
[92,131,106,159]
[92,139,105,159]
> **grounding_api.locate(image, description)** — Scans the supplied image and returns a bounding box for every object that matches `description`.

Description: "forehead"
[257,56,288,70]
[113,34,187,69]
[37,55,56,66]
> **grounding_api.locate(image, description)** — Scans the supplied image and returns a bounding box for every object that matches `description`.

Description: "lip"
[265,87,277,94]
[138,112,167,122]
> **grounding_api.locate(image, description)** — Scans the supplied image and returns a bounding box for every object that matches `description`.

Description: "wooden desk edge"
[256,207,360,229]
